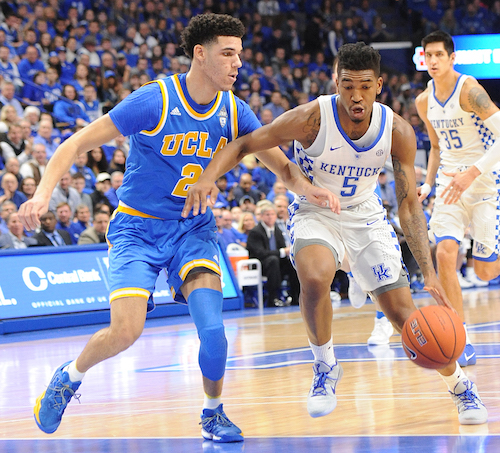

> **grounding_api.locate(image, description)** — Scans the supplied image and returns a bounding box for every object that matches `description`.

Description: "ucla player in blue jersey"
[416,31,500,368]
[184,42,488,425]
[19,14,336,442]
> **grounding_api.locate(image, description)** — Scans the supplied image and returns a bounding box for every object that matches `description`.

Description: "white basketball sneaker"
[457,271,474,289]
[450,379,488,425]
[465,268,489,287]
[307,360,343,418]
[347,273,368,309]
[367,316,394,345]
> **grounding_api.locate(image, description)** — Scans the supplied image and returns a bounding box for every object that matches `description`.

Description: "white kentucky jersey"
[294,94,393,209]
[427,74,497,174]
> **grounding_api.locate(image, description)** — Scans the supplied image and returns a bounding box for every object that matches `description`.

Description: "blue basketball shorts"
[106,206,220,304]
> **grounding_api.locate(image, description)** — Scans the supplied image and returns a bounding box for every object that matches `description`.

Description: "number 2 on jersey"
[171,163,203,198]
[440,129,463,149]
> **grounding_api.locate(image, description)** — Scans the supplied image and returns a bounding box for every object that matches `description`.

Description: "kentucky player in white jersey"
[184,42,488,425]
[416,30,500,368]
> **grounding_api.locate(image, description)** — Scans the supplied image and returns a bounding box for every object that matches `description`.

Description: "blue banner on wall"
[0,244,238,320]
[413,34,500,79]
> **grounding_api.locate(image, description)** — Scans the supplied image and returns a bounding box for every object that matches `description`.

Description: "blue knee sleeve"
[188,288,227,382]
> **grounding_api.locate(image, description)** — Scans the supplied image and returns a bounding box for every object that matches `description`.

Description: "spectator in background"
[49,171,80,214]
[101,70,119,110]
[17,45,45,82]
[71,152,96,194]
[33,119,60,160]
[377,169,398,214]
[0,105,20,134]
[232,173,263,207]
[72,203,92,238]
[104,170,123,210]
[1,123,31,165]
[236,211,256,246]
[55,46,76,85]
[246,203,300,306]
[1,157,23,185]
[22,106,40,136]
[107,148,126,173]
[20,142,47,185]
[55,201,79,244]
[22,70,47,106]
[0,200,16,234]
[77,210,110,245]
[260,108,274,126]
[0,81,24,118]
[72,63,92,100]
[0,45,22,92]
[71,172,94,215]
[87,146,109,176]
[214,174,234,209]
[20,176,36,200]
[33,210,73,246]
[263,90,285,120]
[81,84,102,122]
[52,84,90,129]
[267,179,294,203]
[0,172,27,208]
[90,172,113,213]
[0,212,37,249]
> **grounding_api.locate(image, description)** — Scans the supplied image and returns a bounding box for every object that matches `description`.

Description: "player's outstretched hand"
[18,195,49,231]
[182,181,219,217]
[304,186,341,214]
[423,274,456,314]
[441,170,476,205]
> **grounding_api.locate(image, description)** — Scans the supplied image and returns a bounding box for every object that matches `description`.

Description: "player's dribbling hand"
[182,181,219,217]
[423,274,456,314]
[18,195,49,231]
[305,186,341,214]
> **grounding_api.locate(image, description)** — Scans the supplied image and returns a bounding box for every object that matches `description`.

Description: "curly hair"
[422,30,455,56]
[181,13,245,59]
[337,42,381,78]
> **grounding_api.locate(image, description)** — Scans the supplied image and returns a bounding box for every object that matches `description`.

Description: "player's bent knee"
[199,325,228,381]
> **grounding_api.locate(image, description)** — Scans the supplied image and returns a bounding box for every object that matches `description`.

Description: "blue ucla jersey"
[109,73,261,219]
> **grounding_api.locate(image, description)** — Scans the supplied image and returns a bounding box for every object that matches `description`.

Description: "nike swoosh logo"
[330,146,343,151]
[483,196,492,201]
[367,220,378,226]
[465,352,475,361]
[403,342,417,360]
[430,105,435,109]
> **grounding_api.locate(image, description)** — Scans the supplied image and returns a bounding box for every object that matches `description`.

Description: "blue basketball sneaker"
[200,404,243,443]
[34,361,81,433]
[457,344,477,367]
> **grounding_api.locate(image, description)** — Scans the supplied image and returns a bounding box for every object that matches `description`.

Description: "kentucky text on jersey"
[318,163,384,177]
[430,118,465,129]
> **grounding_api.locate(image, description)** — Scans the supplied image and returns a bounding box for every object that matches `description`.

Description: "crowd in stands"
[0,0,498,299]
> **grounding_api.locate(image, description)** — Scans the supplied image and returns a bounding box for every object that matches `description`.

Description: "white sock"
[309,338,336,365]
[464,323,471,345]
[63,360,86,382]
[440,362,467,392]
[203,394,221,410]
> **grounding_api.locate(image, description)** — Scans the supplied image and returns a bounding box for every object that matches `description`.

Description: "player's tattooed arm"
[467,85,493,115]
[301,108,321,148]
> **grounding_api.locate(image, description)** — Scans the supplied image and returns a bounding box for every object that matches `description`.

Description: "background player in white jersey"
[416,30,500,367]
[18,14,336,443]
[184,42,488,425]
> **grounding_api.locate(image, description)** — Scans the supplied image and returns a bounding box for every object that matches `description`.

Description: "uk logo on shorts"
[475,242,487,256]
[372,263,392,282]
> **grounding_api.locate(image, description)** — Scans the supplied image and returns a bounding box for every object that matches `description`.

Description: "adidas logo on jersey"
[170,107,181,116]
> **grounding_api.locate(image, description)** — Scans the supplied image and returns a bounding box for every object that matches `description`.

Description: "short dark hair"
[337,42,381,78]
[180,13,245,59]
[422,30,455,56]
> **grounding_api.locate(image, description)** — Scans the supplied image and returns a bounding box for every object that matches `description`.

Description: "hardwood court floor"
[1,287,500,452]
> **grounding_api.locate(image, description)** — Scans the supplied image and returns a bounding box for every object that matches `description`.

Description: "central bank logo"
[0,286,17,306]
[22,266,102,292]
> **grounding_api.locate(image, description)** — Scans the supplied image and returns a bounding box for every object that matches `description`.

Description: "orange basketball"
[401,305,466,369]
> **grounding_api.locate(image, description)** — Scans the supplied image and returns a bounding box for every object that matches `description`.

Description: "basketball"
[401,305,466,369]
